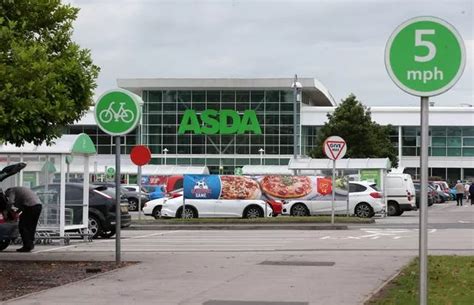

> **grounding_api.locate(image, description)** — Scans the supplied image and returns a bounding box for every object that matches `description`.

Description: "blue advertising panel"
[183,175,221,199]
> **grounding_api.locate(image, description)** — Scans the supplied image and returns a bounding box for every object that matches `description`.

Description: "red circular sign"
[130,145,151,166]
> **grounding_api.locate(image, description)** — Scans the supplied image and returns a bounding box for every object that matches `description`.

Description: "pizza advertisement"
[183,174,349,201]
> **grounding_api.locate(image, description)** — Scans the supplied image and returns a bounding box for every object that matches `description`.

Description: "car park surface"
[2,203,472,305]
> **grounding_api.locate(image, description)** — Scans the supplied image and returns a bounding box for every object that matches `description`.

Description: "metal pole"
[138,165,142,221]
[419,97,429,305]
[331,159,335,225]
[182,197,186,220]
[115,136,121,264]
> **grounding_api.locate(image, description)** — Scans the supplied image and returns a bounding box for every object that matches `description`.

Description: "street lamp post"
[258,148,265,165]
[163,148,168,165]
[291,75,302,174]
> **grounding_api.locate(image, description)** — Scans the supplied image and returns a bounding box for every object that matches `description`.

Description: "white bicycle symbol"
[99,102,135,124]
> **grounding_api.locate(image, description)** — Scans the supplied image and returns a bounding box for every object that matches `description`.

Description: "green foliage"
[309,94,398,167]
[0,0,99,145]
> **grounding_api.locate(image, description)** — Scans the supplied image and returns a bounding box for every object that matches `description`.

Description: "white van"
[386,173,417,216]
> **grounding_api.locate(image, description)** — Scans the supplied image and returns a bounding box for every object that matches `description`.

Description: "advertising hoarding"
[183,175,348,201]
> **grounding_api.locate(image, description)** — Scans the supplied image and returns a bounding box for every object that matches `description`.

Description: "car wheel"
[0,239,10,251]
[128,198,139,211]
[100,228,116,239]
[354,202,374,218]
[290,203,309,216]
[152,206,162,219]
[387,201,400,216]
[178,207,197,219]
[88,214,102,239]
[243,206,263,218]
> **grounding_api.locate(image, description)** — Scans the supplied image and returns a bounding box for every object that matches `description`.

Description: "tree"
[309,94,398,167]
[0,0,99,146]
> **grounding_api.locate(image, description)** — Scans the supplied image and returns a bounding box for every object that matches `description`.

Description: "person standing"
[469,183,474,205]
[454,180,465,206]
[5,187,42,252]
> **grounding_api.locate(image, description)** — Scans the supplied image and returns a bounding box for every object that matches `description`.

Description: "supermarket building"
[70,78,474,183]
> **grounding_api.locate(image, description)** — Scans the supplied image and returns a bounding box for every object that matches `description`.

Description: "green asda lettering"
[178,110,262,135]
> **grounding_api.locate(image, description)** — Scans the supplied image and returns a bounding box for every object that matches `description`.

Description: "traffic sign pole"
[331,159,335,225]
[115,136,121,265]
[420,97,429,305]
[95,88,142,266]
[138,165,142,221]
[385,16,465,305]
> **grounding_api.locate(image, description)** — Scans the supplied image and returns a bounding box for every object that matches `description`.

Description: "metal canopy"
[288,158,392,170]
[241,165,294,175]
[0,133,96,155]
[0,133,95,239]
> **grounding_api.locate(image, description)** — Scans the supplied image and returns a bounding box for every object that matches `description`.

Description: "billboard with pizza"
[183,175,348,201]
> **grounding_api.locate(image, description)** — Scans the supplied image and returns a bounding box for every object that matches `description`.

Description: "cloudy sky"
[69,0,472,106]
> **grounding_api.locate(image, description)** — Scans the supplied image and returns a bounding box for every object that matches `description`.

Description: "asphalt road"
[1,201,472,305]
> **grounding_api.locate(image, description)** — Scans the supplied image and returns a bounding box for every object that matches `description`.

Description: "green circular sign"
[95,89,141,135]
[106,167,115,175]
[385,16,465,97]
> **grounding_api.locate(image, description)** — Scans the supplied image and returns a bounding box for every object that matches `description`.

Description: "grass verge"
[132,215,373,224]
[366,255,474,305]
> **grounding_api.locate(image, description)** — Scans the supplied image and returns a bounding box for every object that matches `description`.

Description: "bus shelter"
[0,133,96,239]
[289,158,392,214]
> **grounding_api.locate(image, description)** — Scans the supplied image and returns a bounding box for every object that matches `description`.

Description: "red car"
[266,199,283,217]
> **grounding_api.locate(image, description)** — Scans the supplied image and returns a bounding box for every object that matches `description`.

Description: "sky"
[69,0,473,106]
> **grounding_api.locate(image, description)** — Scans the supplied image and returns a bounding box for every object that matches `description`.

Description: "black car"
[32,183,131,239]
[93,183,150,211]
[413,183,434,208]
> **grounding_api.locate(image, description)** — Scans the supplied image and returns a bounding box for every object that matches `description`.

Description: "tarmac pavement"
[0,202,472,305]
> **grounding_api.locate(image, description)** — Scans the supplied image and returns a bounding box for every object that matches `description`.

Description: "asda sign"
[178,109,262,135]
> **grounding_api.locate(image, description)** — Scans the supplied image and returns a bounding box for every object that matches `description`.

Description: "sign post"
[323,136,347,225]
[130,145,152,221]
[95,89,142,265]
[385,16,465,305]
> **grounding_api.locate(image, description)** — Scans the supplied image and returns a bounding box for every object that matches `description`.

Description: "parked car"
[266,198,283,217]
[413,182,434,208]
[431,181,451,198]
[0,163,26,251]
[143,189,183,219]
[386,173,417,216]
[123,184,149,194]
[160,196,273,219]
[94,182,150,211]
[282,181,385,218]
[31,183,131,239]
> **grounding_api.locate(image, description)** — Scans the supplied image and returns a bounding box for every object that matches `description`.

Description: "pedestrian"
[454,180,464,206]
[5,187,42,252]
[469,183,474,206]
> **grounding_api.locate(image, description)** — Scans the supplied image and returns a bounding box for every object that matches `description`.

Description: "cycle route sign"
[385,16,465,97]
[94,89,141,136]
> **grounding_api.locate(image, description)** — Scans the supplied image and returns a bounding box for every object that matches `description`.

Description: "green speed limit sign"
[95,89,141,136]
[385,16,465,96]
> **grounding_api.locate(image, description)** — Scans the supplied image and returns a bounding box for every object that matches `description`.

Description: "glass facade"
[401,126,474,157]
[140,90,298,173]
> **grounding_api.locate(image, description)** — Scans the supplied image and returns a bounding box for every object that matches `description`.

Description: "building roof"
[117,77,336,106]
[289,158,392,170]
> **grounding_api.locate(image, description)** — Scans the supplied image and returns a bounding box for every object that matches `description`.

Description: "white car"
[143,190,183,219]
[281,181,385,218]
[161,196,273,218]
